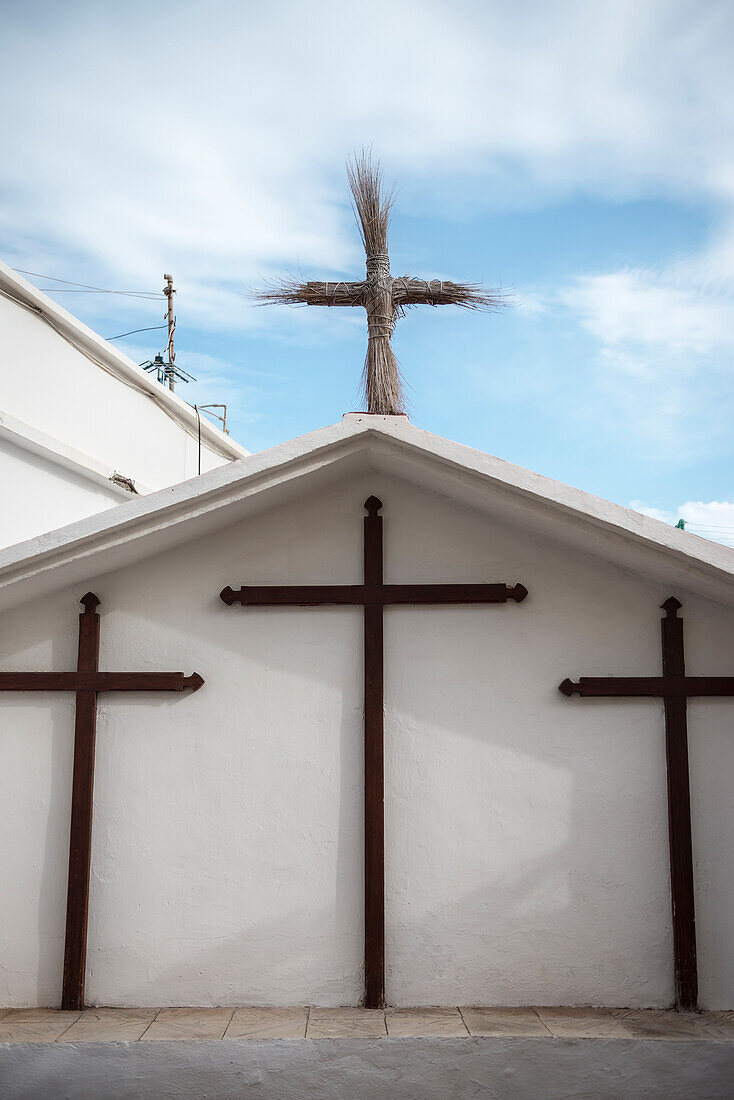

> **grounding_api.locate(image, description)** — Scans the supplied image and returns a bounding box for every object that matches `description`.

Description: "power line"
[0,281,235,460]
[14,268,165,299]
[106,324,168,341]
[36,290,165,300]
[685,529,734,535]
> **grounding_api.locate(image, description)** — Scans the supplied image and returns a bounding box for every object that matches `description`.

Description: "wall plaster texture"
[0,437,124,547]
[1,1038,733,1100]
[1,468,733,1009]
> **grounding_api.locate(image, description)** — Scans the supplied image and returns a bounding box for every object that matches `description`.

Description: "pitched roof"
[0,413,732,612]
[0,260,248,464]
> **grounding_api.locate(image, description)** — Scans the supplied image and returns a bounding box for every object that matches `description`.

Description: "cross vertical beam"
[0,593,204,1009]
[363,496,384,1008]
[661,597,697,1010]
[62,592,100,1011]
[255,152,504,416]
[221,496,527,1008]
[557,595,734,1011]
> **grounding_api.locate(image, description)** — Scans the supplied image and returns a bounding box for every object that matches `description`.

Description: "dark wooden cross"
[221,496,527,1008]
[560,596,734,1011]
[0,592,204,1010]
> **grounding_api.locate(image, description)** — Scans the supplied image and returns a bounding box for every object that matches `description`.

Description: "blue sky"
[2,0,733,539]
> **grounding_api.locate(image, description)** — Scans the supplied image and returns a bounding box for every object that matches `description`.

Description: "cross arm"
[559,676,734,698]
[220,583,527,606]
[221,585,367,605]
[390,278,506,311]
[381,582,527,605]
[254,278,366,307]
[0,672,204,692]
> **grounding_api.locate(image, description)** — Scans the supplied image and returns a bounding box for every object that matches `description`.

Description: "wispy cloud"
[2,0,734,331]
[560,269,734,362]
[2,0,734,482]
[552,213,734,454]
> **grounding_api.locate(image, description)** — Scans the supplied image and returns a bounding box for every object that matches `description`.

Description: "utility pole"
[163,274,176,391]
[140,278,195,392]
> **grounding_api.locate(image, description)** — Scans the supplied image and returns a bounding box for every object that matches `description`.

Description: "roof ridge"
[0,415,731,614]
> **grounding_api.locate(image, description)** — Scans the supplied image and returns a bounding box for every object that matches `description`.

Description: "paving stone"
[58,1008,157,1042]
[460,1007,551,1037]
[386,1008,468,1037]
[614,1009,719,1040]
[0,1009,81,1043]
[225,1007,308,1040]
[2,1004,730,1045]
[307,1008,386,1039]
[140,1008,234,1041]
[535,1007,635,1038]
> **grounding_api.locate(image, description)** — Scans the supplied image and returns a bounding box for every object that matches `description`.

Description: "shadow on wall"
[83,695,365,1008]
[0,596,210,1007]
[0,477,685,1009]
[90,618,667,1005]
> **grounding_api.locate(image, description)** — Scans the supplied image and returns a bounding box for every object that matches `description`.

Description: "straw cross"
[256,152,505,415]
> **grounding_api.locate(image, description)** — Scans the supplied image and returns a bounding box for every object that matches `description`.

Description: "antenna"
[141,353,196,388]
[139,273,196,389]
[163,274,176,390]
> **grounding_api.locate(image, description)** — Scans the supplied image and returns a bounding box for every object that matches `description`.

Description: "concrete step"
[1,1006,733,1098]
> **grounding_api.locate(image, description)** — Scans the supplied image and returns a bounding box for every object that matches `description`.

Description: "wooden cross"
[0,592,204,1010]
[560,596,734,1011]
[257,152,504,415]
[221,496,527,1008]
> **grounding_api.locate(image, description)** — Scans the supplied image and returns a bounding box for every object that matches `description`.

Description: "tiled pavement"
[0,1006,732,1043]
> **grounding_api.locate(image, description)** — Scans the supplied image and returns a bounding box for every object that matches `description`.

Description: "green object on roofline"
[676,519,686,530]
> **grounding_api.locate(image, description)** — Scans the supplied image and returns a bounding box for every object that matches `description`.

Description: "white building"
[0,261,248,547]
[0,414,732,1015]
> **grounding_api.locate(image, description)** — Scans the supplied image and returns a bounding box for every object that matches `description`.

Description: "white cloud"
[560,270,734,359]
[514,292,549,317]
[2,0,734,331]
[2,0,733,463]
[554,218,734,453]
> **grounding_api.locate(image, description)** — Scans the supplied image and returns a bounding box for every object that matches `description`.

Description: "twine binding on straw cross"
[253,150,508,415]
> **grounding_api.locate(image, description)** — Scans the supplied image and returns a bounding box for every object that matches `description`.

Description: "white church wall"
[0,436,125,547]
[0,470,733,1009]
[0,289,234,521]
